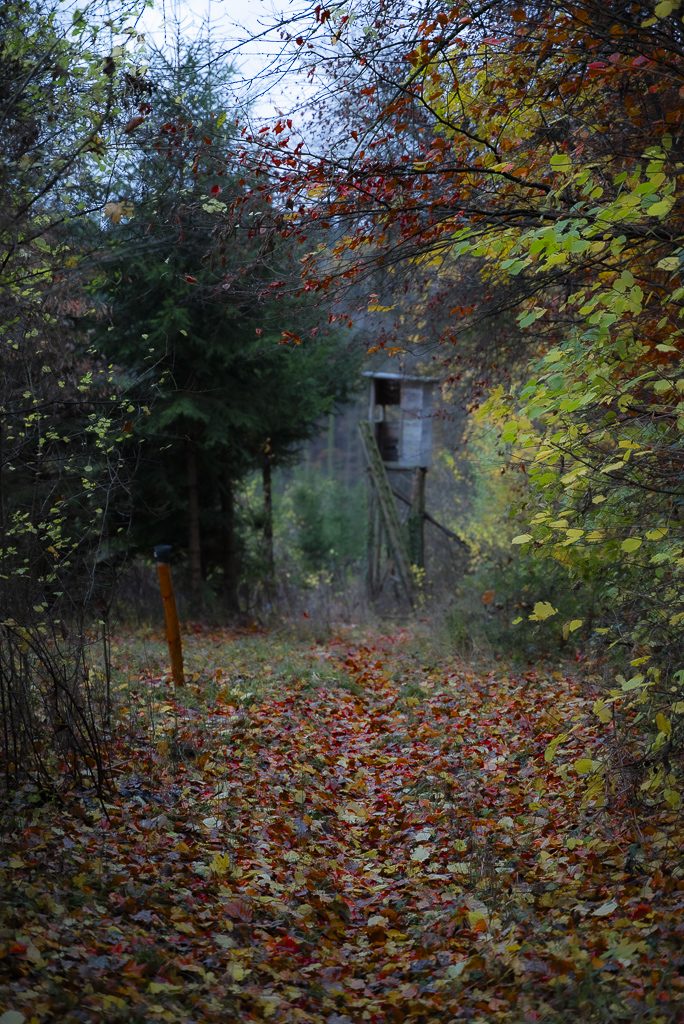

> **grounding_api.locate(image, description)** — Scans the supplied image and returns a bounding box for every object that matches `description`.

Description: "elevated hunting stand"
[360,372,438,606]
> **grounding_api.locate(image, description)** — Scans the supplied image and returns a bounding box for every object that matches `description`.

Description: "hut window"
[375,378,400,406]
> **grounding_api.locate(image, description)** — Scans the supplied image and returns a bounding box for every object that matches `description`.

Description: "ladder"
[358,421,414,605]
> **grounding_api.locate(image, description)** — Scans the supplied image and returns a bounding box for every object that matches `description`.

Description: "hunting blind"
[360,372,439,605]
[365,371,437,469]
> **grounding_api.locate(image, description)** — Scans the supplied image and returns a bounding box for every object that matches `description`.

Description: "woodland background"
[1,0,681,796]
[0,1,682,1020]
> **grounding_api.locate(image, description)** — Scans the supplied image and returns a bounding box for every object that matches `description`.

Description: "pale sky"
[137,0,309,119]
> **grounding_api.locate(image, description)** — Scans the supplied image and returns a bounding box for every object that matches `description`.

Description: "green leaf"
[656,256,680,271]
[518,307,546,328]
[574,758,600,774]
[550,153,572,173]
[621,537,642,553]
[544,732,569,763]
[512,533,533,545]
[620,674,647,692]
[648,197,675,218]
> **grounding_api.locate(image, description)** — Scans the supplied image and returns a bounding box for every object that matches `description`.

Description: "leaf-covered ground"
[1,628,682,1023]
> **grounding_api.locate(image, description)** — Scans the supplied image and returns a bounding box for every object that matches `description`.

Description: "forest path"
[1,629,681,1022]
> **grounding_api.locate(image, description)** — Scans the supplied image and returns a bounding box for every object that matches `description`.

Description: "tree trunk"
[326,412,335,478]
[262,456,275,597]
[220,480,240,613]
[186,440,203,605]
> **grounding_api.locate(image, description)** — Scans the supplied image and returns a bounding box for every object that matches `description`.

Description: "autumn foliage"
[1,3,683,1021]
[1,629,682,1021]
[242,0,683,790]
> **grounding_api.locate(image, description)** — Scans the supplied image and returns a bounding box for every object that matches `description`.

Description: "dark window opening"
[375,378,400,406]
[376,421,400,462]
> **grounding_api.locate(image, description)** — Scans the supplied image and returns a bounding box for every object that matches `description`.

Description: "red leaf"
[123,115,145,134]
[223,898,253,921]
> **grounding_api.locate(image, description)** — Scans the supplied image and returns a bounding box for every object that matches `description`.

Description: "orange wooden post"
[154,546,184,686]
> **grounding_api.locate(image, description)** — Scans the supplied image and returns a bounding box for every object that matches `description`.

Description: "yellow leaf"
[592,699,612,724]
[175,921,196,935]
[663,788,681,808]
[512,534,533,545]
[104,200,134,223]
[574,758,600,774]
[209,852,231,877]
[654,0,679,19]
[447,861,469,874]
[529,601,557,621]
[226,961,247,982]
[337,802,369,823]
[655,712,671,737]
[544,732,569,763]
[100,997,126,1012]
[621,537,642,553]
[467,909,488,930]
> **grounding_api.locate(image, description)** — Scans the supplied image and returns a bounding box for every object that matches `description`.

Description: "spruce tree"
[95,38,357,611]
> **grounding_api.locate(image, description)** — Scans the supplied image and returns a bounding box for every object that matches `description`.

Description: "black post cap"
[153,544,173,563]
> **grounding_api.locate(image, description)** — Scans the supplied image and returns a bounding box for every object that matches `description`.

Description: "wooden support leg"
[408,467,427,569]
[367,486,383,598]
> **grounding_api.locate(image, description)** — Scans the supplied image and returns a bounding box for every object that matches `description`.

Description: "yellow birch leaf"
[544,732,569,763]
[655,712,671,736]
[592,699,612,723]
[529,601,558,621]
